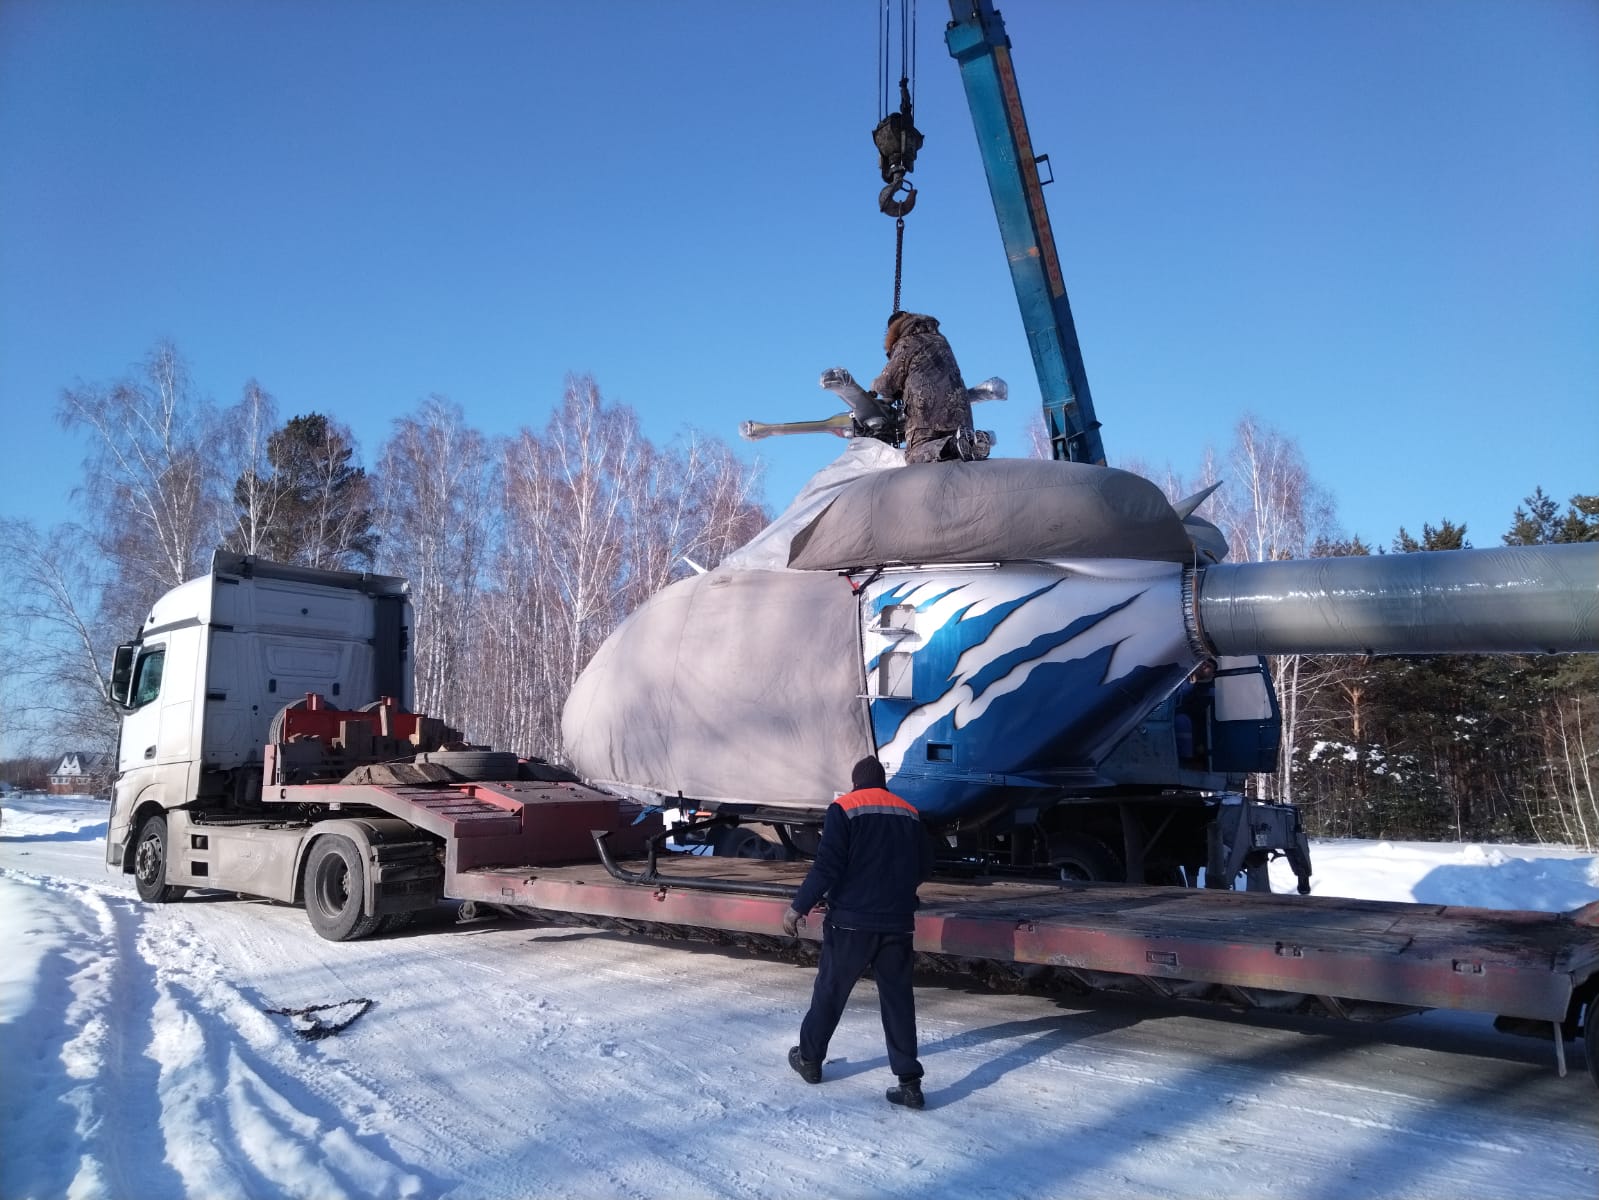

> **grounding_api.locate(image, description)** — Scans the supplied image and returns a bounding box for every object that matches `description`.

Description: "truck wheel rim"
[136,835,162,884]
[315,858,350,913]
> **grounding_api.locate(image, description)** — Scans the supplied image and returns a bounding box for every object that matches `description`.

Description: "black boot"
[886,1078,924,1109]
[788,1046,822,1084]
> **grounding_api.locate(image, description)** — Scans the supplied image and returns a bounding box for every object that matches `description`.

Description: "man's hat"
[851,756,887,790]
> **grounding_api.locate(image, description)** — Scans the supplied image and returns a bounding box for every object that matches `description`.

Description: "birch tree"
[1222,415,1334,803]
[57,341,229,636]
[374,396,497,732]
[0,520,121,750]
[221,380,283,557]
[480,378,766,759]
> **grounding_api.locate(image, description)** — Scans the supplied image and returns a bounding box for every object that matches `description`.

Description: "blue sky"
[2,0,1594,551]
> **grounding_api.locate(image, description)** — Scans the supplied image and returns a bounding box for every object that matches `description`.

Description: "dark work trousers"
[799,923,922,1080]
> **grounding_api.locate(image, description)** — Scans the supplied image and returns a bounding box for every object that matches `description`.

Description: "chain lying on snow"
[264,998,375,1040]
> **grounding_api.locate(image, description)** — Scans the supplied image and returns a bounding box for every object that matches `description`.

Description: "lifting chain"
[875,0,921,313]
[893,216,906,315]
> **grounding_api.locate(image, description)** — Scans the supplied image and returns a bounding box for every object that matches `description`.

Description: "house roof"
[52,751,115,775]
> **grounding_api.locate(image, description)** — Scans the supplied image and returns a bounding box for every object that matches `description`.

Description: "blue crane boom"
[945,0,1105,465]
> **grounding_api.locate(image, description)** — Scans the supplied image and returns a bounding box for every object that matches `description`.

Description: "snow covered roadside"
[1272,837,1599,911]
[3,792,1597,1200]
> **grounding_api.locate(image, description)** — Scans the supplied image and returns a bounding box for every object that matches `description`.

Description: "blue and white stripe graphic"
[862,561,1196,821]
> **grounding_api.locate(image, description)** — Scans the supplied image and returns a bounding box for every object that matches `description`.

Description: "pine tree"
[1500,489,1599,845]
[1393,519,1469,553]
[232,413,377,569]
[1505,487,1561,546]
[1556,494,1599,543]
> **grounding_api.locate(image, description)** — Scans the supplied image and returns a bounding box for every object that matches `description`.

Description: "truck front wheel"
[304,836,382,941]
[133,814,187,904]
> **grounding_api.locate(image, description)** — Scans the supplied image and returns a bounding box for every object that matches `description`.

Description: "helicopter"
[560,0,1598,889]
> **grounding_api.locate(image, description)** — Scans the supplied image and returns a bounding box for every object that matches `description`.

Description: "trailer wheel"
[133,814,186,904]
[1047,834,1123,883]
[1585,997,1598,1090]
[1243,854,1273,893]
[304,836,382,941]
[711,826,782,860]
[416,750,519,782]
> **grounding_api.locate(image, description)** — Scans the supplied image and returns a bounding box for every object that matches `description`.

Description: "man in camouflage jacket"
[871,312,975,464]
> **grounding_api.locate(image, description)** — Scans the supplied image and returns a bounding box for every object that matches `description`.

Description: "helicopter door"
[1209,655,1281,773]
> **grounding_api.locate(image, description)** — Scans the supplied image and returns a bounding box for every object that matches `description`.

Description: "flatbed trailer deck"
[247,780,1599,1086]
[451,856,1599,1018]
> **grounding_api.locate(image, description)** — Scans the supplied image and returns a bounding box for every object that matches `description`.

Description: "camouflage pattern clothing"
[871,313,974,464]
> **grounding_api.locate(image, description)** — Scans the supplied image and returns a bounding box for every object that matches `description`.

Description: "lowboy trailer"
[104,555,1599,1089]
[153,741,1599,1089]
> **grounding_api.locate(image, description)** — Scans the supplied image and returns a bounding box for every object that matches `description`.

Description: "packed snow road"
[3,794,1596,1200]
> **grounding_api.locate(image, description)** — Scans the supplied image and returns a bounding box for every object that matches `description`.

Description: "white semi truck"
[102,552,604,937]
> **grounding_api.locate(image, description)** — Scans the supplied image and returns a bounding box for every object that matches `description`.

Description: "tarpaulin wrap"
[786,458,1195,570]
[722,439,905,572]
[562,568,874,806]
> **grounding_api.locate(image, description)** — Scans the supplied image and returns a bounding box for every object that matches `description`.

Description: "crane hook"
[873,76,923,219]
[879,172,917,218]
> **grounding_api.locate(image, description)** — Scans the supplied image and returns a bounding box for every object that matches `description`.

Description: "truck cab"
[105,552,412,872]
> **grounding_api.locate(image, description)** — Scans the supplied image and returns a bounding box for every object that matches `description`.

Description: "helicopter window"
[877,651,914,699]
[877,604,916,633]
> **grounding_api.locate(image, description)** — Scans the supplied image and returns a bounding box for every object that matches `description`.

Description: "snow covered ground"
[3,791,1596,1200]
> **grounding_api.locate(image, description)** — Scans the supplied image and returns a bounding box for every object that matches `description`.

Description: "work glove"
[782,907,802,937]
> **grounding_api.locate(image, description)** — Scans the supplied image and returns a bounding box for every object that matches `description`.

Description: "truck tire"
[377,911,417,935]
[711,826,782,860]
[304,836,382,941]
[1243,853,1273,893]
[416,750,519,782]
[133,814,187,904]
[1585,997,1598,1090]
[1047,833,1123,883]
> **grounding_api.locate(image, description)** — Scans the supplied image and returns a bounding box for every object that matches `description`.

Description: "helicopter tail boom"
[1189,543,1599,657]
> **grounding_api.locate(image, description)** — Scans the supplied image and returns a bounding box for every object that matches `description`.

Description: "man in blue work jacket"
[784,755,936,1109]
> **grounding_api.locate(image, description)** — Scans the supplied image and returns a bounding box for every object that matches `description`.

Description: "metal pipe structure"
[590,830,798,899]
[1189,543,1599,657]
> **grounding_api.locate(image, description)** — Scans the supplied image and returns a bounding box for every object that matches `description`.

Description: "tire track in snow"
[134,912,443,1198]
[0,871,185,1200]
[1,868,444,1199]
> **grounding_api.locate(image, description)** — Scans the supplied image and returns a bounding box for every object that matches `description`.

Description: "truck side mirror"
[108,643,137,708]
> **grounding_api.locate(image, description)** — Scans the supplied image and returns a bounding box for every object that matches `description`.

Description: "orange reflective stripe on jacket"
[835,786,920,820]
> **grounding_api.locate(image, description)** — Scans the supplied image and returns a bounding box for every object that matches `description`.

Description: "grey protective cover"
[562,567,873,806]
[786,458,1193,570]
